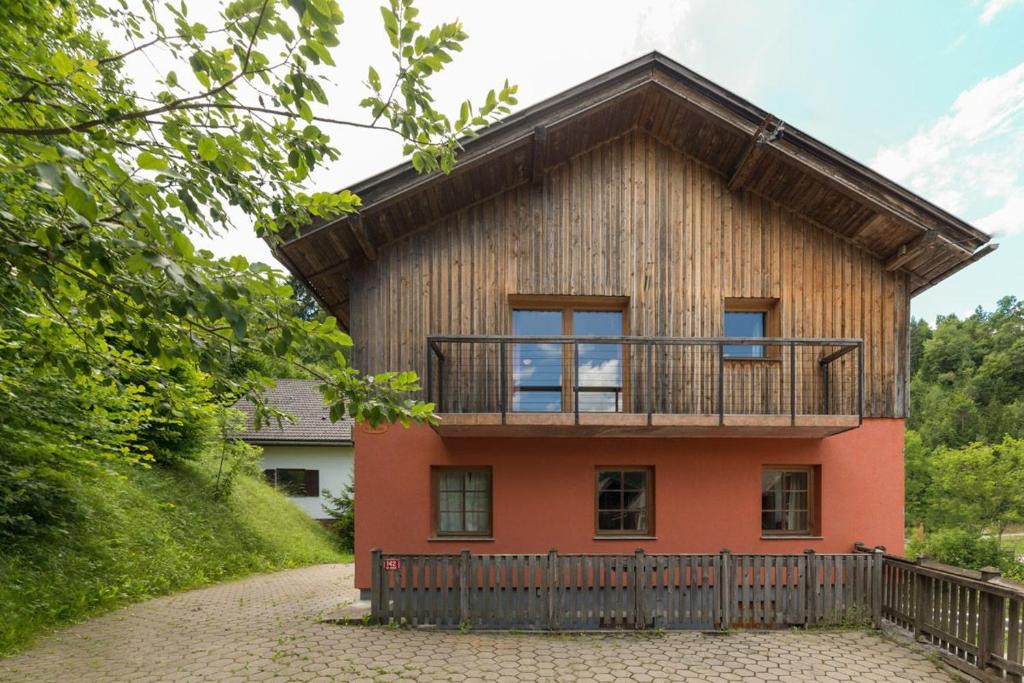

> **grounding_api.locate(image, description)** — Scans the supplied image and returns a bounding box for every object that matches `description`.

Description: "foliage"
[907,528,1004,570]
[132,363,218,463]
[906,298,1024,531]
[0,0,516,433]
[322,480,354,552]
[909,297,1024,448]
[210,407,261,499]
[905,297,1024,579]
[0,288,147,539]
[925,437,1024,538]
[0,0,515,540]
[0,453,345,656]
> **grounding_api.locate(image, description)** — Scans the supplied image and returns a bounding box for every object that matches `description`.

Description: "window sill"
[593,535,657,541]
[760,535,823,541]
[428,536,495,542]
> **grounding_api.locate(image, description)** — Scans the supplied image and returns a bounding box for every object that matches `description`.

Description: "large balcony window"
[511,297,625,413]
[511,310,562,412]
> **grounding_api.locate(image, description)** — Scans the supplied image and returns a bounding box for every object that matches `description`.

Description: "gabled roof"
[278,52,995,328]
[234,378,353,446]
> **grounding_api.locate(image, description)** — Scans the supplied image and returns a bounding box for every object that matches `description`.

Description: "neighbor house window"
[596,467,653,536]
[433,467,492,536]
[264,468,319,497]
[724,298,779,358]
[761,467,816,536]
[510,295,628,413]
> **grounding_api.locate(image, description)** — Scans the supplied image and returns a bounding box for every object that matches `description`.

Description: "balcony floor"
[432,412,860,438]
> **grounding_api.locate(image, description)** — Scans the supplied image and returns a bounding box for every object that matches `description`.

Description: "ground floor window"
[263,468,319,497]
[761,466,817,535]
[432,467,492,536]
[595,467,653,536]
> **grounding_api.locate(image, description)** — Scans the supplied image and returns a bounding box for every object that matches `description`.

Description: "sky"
[121,0,1024,323]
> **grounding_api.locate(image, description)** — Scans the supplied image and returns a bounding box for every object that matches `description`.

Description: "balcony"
[425,336,863,438]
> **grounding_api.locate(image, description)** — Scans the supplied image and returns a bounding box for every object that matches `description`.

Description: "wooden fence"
[370,548,882,631]
[861,544,1024,683]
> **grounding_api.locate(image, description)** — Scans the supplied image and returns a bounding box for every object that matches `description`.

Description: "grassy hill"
[0,458,345,656]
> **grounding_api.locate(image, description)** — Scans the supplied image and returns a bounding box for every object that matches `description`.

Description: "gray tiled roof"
[234,379,353,445]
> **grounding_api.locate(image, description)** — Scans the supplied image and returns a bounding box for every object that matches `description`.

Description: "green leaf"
[368,66,381,91]
[62,184,98,224]
[137,152,169,171]
[197,137,218,161]
[35,163,63,192]
[52,51,75,77]
[380,6,399,47]
[171,231,194,258]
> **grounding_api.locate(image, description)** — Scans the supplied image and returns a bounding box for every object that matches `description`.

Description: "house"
[235,378,354,522]
[275,53,995,597]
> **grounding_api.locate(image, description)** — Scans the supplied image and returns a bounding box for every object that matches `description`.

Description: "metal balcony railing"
[426,336,863,425]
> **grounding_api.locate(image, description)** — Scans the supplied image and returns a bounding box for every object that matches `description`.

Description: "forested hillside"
[905,296,1024,577]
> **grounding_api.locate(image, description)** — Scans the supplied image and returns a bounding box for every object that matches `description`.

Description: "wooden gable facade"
[279,53,994,424]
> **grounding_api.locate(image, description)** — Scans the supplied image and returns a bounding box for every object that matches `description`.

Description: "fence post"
[459,549,471,628]
[719,549,732,630]
[634,548,647,629]
[546,549,558,630]
[804,549,817,627]
[370,548,382,624]
[913,555,928,640]
[978,566,1003,674]
[871,548,884,629]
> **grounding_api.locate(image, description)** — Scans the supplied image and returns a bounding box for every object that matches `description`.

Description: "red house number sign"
[383,558,401,571]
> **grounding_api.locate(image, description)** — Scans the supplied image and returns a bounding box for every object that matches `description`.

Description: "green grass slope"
[0,460,346,655]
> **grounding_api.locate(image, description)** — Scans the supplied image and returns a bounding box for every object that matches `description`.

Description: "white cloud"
[871,63,1024,235]
[979,0,1024,23]
[977,193,1024,235]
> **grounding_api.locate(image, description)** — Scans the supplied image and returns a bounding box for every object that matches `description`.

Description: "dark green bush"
[322,482,355,552]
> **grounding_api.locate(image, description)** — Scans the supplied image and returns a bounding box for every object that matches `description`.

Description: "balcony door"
[510,297,626,413]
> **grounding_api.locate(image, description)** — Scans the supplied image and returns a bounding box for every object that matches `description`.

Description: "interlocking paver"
[0,563,960,682]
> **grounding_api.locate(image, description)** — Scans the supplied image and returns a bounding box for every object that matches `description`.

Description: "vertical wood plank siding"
[349,130,910,418]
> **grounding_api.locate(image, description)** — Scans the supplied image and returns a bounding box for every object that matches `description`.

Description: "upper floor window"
[723,298,779,358]
[510,296,627,412]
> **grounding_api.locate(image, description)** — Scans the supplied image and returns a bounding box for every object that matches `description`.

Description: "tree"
[927,437,1024,540]
[0,0,517,430]
[0,0,516,538]
[908,297,1024,447]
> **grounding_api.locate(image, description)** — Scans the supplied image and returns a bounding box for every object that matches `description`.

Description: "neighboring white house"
[235,379,354,521]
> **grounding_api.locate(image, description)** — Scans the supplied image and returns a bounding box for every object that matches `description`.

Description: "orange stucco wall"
[353,419,905,589]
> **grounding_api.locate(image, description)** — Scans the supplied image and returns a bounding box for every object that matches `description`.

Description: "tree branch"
[0,0,271,136]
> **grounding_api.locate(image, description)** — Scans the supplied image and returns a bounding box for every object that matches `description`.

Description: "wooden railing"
[854,543,1024,682]
[370,548,883,631]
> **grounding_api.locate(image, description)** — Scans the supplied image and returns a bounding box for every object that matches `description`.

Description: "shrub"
[322,482,355,552]
[908,528,1004,569]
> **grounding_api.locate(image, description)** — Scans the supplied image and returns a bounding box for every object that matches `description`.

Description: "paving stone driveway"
[1,564,957,682]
